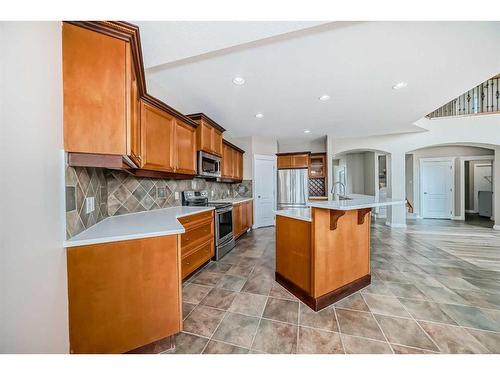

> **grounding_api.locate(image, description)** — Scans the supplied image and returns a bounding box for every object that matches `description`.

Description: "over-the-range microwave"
[198,151,221,178]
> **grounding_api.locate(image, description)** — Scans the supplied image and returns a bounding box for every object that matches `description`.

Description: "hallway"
[172,219,500,354]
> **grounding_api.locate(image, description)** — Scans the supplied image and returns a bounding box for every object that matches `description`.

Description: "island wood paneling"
[311,208,370,298]
[276,215,312,293]
[67,235,181,354]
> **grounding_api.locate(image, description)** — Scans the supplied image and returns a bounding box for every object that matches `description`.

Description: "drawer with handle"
[181,221,213,255]
[178,211,213,229]
[181,241,214,280]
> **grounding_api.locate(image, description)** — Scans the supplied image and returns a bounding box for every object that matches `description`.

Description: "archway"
[406,143,495,228]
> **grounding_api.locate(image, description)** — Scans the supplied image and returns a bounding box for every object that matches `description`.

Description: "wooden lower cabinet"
[178,211,215,279]
[233,200,253,240]
[67,235,182,354]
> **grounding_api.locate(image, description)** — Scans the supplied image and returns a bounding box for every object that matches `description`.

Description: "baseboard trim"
[385,222,407,228]
[493,225,500,231]
[275,272,371,311]
[452,216,464,221]
[126,335,175,354]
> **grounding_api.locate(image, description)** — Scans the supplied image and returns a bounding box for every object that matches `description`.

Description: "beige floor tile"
[252,319,298,354]
[342,335,392,354]
[374,315,439,351]
[182,305,225,338]
[228,292,268,317]
[336,308,385,341]
[262,297,299,324]
[299,303,339,332]
[212,312,260,348]
[297,327,344,354]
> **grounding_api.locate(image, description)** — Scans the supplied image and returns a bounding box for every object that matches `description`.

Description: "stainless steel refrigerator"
[277,169,309,210]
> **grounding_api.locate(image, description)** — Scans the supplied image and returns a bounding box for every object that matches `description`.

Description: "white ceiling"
[138,21,500,141]
[135,21,326,68]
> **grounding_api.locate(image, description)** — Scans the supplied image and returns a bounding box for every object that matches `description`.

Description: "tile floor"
[168,218,500,354]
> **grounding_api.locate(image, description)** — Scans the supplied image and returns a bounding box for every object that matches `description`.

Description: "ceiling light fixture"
[392,81,408,90]
[255,113,264,119]
[232,77,245,85]
[319,95,330,101]
[304,130,311,134]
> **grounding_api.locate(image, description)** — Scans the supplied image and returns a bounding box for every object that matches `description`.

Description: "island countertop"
[275,207,312,222]
[275,194,405,222]
[64,206,215,248]
[307,194,406,211]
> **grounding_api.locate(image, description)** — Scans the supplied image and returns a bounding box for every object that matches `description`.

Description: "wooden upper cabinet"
[293,154,310,168]
[127,46,143,168]
[198,121,213,154]
[309,153,326,178]
[222,143,233,178]
[277,153,310,169]
[140,101,175,173]
[213,129,223,157]
[188,114,225,157]
[221,141,244,180]
[174,119,197,175]
[234,150,243,180]
[63,23,141,165]
[277,155,292,169]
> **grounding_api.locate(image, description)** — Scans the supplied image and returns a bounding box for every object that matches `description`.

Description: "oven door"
[198,151,221,177]
[215,207,233,245]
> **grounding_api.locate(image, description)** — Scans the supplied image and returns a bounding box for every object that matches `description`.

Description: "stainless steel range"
[182,190,235,260]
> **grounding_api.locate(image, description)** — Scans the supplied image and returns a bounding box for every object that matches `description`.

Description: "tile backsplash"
[65,166,108,239]
[65,166,253,239]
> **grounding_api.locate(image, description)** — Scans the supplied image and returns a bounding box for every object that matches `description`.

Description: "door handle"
[424,192,428,195]
[258,195,261,198]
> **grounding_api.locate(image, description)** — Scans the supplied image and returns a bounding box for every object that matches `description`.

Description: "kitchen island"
[275,194,405,311]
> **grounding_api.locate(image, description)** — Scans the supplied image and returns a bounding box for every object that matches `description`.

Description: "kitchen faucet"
[331,181,347,201]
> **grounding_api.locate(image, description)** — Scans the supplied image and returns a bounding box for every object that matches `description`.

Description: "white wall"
[331,115,500,227]
[226,135,277,180]
[277,136,326,153]
[363,152,376,196]
[0,22,68,353]
[405,154,414,209]
[343,153,365,194]
[409,145,493,217]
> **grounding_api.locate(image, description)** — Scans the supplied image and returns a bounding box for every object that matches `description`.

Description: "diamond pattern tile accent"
[65,166,108,238]
[66,165,253,239]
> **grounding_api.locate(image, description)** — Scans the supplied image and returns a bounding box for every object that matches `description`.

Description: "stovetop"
[208,202,232,209]
[182,190,232,210]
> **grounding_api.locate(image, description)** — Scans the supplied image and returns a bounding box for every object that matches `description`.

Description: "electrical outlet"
[174,191,180,200]
[85,197,95,214]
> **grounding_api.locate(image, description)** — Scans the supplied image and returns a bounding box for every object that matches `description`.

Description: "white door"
[421,160,454,219]
[254,155,276,228]
[473,163,493,212]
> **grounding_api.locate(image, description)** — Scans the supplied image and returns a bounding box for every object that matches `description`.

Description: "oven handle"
[216,207,233,214]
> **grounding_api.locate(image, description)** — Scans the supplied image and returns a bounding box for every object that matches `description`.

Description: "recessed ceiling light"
[232,77,245,85]
[304,130,311,134]
[392,81,408,90]
[319,95,330,101]
[255,113,264,119]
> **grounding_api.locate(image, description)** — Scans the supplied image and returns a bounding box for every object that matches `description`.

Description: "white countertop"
[209,197,253,204]
[275,208,312,222]
[307,194,406,211]
[64,206,214,248]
